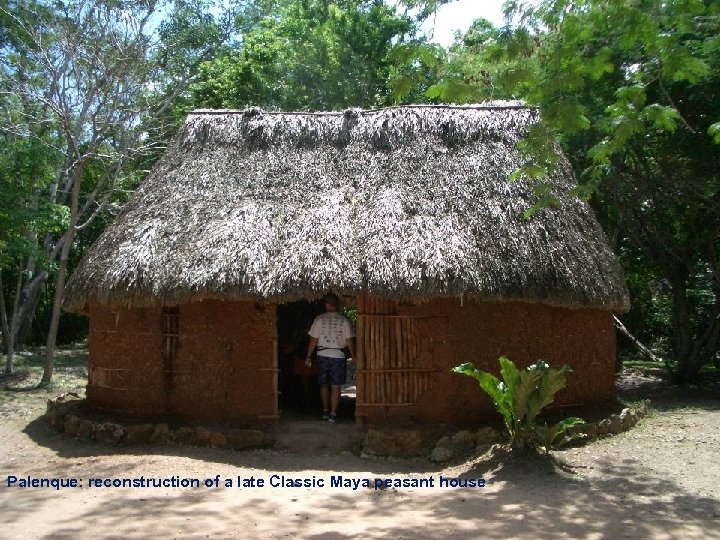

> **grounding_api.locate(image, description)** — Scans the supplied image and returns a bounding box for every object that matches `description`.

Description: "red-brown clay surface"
[87,298,616,427]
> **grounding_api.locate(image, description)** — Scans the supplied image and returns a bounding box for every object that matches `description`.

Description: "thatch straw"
[65,104,629,312]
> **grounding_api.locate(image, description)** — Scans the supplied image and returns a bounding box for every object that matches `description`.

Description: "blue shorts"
[316,356,346,386]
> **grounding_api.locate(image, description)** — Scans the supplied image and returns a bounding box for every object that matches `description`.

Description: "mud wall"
[87,300,277,423]
[170,300,276,422]
[358,298,616,425]
[87,303,165,416]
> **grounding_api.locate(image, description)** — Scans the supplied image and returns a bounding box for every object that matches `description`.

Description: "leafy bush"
[453,356,585,452]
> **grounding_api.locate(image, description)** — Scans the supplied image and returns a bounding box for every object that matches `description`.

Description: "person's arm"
[305,337,318,367]
[346,337,356,361]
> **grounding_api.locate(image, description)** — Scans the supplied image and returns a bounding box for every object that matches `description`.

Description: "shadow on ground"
[8,426,720,539]
[21,413,435,474]
[7,364,720,538]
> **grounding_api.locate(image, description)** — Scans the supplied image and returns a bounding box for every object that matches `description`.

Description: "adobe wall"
[359,298,616,425]
[170,300,276,422]
[87,300,277,423]
[87,303,165,416]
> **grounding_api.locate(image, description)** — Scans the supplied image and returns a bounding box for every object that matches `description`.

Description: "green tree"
[431,0,720,380]
[1,0,223,382]
[143,0,242,147]
[0,0,66,374]
[190,0,438,110]
[426,17,532,103]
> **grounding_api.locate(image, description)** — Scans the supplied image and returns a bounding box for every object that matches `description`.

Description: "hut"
[64,104,629,426]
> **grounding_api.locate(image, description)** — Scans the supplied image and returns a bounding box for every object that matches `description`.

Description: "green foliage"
[190,0,436,110]
[433,1,720,381]
[534,417,586,452]
[709,122,720,144]
[1,0,200,355]
[425,17,536,104]
[453,357,584,451]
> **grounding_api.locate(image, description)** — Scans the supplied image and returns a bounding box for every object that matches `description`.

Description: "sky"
[421,0,506,47]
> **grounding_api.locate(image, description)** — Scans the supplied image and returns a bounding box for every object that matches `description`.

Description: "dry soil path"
[1,370,719,539]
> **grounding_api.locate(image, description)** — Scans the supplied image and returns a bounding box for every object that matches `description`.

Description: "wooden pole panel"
[357,295,435,408]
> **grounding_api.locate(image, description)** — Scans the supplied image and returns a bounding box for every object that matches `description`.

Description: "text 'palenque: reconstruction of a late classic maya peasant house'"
[64,104,629,426]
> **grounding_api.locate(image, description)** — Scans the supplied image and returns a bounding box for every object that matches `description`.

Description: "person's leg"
[317,356,330,419]
[327,358,345,422]
[320,384,330,416]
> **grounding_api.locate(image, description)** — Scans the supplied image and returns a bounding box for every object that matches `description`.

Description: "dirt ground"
[1,351,719,539]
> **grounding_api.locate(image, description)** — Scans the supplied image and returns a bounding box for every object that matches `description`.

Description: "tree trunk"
[41,166,83,385]
[41,248,68,385]
[15,273,45,348]
[669,276,720,382]
[670,277,694,381]
[613,316,662,363]
[0,271,13,374]
[3,266,49,376]
[686,294,720,376]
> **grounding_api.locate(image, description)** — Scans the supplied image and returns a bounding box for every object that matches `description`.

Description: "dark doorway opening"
[276,299,356,422]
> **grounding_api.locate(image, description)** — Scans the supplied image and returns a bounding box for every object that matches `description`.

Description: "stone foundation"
[46,396,273,450]
[46,394,650,459]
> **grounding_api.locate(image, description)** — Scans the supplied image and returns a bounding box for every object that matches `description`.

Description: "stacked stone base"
[46,396,272,450]
[46,395,650,459]
[360,401,651,462]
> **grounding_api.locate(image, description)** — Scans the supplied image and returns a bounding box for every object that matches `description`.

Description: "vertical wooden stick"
[379,312,385,402]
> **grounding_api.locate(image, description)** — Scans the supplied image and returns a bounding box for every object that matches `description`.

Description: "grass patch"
[621,357,720,375]
[0,343,88,418]
[621,358,670,370]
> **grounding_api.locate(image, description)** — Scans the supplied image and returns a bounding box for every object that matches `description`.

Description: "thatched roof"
[65,104,629,313]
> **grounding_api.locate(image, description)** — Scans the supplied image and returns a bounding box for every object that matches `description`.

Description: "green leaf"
[534,417,585,450]
[709,122,720,144]
[511,365,544,427]
[641,104,680,132]
[524,363,571,425]
[390,76,414,100]
[455,357,581,451]
[425,83,444,100]
[452,362,512,431]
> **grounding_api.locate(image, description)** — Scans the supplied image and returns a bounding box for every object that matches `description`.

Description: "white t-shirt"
[309,311,354,359]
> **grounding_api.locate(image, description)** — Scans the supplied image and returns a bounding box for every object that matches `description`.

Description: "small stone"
[395,430,427,457]
[46,409,65,431]
[608,414,622,434]
[95,423,125,445]
[430,447,454,463]
[196,426,211,443]
[435,435,453,449]
[77,419,96,439]
[580,423,597,438]
[209,432,227,447]
[64,415,81,436]
[451,430,477,452]
[597,419,611,436]
[227,429,265,450]
[150,424,170,444]
[172,427,197,445]
[428,430,476,458]
[363,429,400,457]
[125,424,155,444]
[620,409,635,430]
[476,427,502,445]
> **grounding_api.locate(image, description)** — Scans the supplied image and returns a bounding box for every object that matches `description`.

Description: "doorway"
[276,299,357,421]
